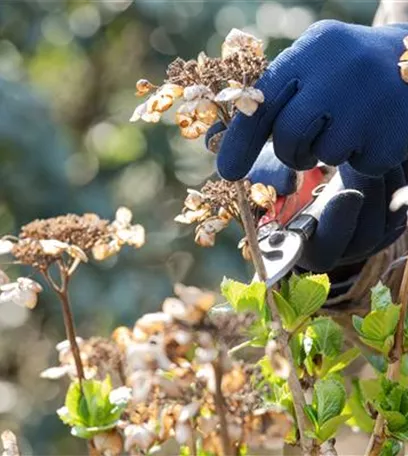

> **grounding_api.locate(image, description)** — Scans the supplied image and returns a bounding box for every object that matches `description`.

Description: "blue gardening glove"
[253,143,408,272]
[216,20,408,181]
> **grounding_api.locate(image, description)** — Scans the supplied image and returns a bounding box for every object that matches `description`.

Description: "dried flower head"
[131,28,268,137]
[175,180,277,256]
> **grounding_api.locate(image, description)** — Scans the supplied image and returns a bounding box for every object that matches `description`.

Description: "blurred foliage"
[0,0,379,454]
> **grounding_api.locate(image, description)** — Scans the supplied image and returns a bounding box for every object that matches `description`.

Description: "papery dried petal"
[201,217,227,234]
[56,338,84,353]
[222,366,246,394]
[195,100,218,125]
[115,206,133,226]
[174,206,210,224]
[161,83,184,98]
[195,226,216,247]
[245,87,265,104]
[128,371,153,403]
[124,424,156,452]
[184,84,214,101]
[185,189,204,211]
[162,297,203,324]
[130,102,161,123]
[40,365,70,379]
[109,386,132,406]
[399,61,408,83]
[180,121,209,139]
[116,225,145,248]
[38,239,69,255]
[92,240,121,261]
[66,245,88,262]
[93,430,123,456]
[390,185,408,211]
[175,421,192,444]
[222,28,264,59]
[136,79,154,97]
[235,95,260,116]
[112,326,133,350]
[195,347,218,363]
[214,87,243,103]
[135,312,172,334]
[250,183,277,210]
[0,240,14,255]
[176,109,194,128]
[238,237,251,261]
[179,402,200,422]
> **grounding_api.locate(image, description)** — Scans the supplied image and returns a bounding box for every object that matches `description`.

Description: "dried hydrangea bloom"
[93,430,123,456]
[41,337,124,384]
[131,28,267,135]
[175,180,277,256]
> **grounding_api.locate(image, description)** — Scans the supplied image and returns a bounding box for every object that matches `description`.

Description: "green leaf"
[272,290,297,329]
[379,410,407,432]
[361,306,400,341]
[360,379,382,403]
[289,274,330,318]
[221,278,266,316]
[314,379,346,426]
[316,415,350,443]
[380,439,402,456]
[320,347,361,378]
[65,381,86,426]
[352,315,364,336]
[371,282,393,310]
[365,354,388,374]
[304,404,319,429]
[344,380,374,433]
[305,317,343,358]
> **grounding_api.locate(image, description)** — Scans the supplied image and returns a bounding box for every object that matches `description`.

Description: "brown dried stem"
[212,357,233,456]
[364,258,408,456]
[235,180,312,455]
[41,262,85,388]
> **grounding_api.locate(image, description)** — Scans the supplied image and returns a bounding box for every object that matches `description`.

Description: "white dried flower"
[40,365,71,380]
[215,81,264,116]
[0,239,14,255]
[0,277,43,309]
[109,386,132,406]
[124,424,156,452]
[128,371,153,403]
[183,84,214,101]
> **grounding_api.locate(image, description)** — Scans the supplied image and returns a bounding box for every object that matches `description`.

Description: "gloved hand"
[251,143,408,272]
[216,20,408,181]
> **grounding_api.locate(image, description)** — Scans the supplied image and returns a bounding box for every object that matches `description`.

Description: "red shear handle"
[259,167,325,227]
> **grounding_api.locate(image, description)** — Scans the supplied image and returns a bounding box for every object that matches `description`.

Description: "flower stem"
[212,356,232,456]
[235,180,312,455]
[364,258,408,456]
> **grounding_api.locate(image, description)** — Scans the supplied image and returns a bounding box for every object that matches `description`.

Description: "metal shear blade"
[255,230,304,288]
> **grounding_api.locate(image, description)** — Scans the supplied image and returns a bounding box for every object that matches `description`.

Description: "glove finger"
[247,142,297,195]
[272,87,331,170]
[297,189,364,272]
[339,164,386,259]
[217,45,303,181]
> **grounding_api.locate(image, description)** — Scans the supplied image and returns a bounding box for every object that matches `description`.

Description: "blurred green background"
[0,1,379,454]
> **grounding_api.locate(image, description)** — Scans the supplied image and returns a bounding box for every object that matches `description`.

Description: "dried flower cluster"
[130,29,268,138]
[175,180,277,257]
[43,283,292,455]
[0,207,144,309]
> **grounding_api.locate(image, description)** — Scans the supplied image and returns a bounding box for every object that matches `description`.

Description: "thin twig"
[364,259,408,456]
[212,357,232,456]
[41,263,85,388]
[235,180,312,455]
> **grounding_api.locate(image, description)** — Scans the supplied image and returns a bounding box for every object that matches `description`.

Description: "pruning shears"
[255,168,343,288]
